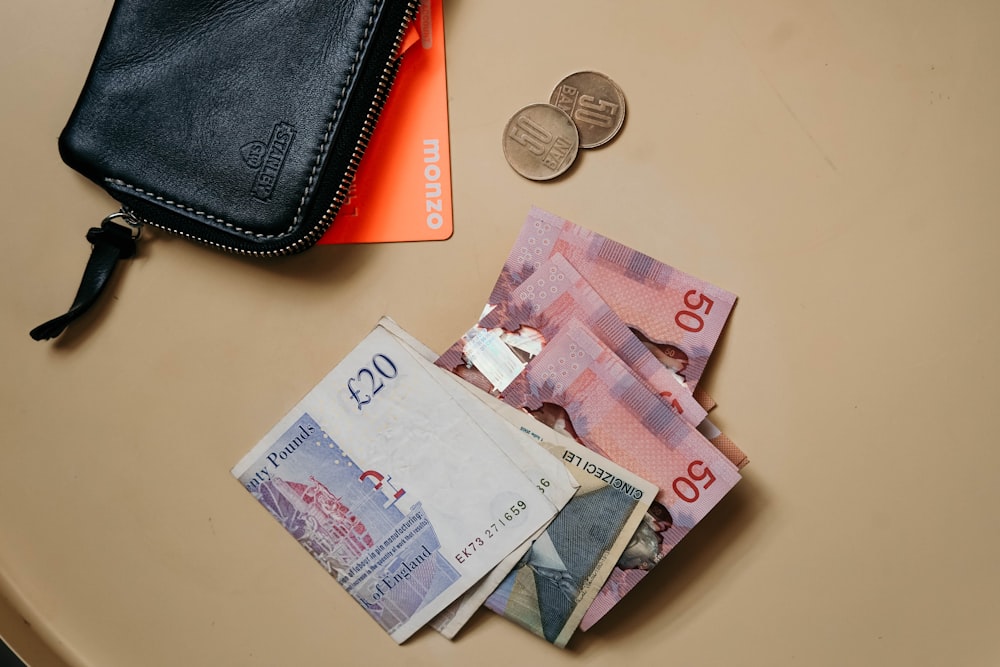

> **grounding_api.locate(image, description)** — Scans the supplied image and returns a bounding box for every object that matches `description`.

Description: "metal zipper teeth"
[127,0,419,258]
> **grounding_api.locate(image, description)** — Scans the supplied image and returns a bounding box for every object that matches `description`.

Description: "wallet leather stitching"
[103,0,383,243]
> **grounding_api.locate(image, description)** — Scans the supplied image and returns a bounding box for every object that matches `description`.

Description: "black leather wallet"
[32,0,417,340]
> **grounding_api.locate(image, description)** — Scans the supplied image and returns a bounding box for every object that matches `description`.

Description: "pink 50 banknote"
[438,252,747,469]
[489,206,737,392]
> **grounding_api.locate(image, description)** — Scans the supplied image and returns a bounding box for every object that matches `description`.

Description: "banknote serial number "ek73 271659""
[454,500,528,565]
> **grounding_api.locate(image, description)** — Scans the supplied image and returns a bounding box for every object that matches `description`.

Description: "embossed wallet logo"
[240,122,296,202]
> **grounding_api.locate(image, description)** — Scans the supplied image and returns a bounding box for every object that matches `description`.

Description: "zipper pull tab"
[30,211,140,341]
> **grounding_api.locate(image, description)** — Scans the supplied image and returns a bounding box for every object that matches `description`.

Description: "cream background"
[2,1,999,665]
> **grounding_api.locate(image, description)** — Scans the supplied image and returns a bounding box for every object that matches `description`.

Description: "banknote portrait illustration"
[486,482,639,644]
[616,501,673,571]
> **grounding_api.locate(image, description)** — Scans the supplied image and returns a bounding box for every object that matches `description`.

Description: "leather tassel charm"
[30,213,138,341]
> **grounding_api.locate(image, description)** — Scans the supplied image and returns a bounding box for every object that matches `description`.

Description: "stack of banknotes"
[232,206,748,647]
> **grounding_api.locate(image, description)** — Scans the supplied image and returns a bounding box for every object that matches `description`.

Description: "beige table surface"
[3,1,1000,666]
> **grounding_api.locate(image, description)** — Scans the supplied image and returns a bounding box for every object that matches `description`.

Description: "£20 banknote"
[232,321,563,643]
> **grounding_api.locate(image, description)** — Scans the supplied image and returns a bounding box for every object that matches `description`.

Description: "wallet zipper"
[33,1,419,340]
[120,0,418,258]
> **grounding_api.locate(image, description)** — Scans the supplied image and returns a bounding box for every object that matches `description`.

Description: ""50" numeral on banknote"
[675,290,715,334]
[672,460,717,503]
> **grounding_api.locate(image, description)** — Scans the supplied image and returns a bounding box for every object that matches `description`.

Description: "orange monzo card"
[320,0,452,244]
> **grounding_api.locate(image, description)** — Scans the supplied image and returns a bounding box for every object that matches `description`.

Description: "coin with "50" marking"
[549,71,626,149]
[502,103,580,181]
